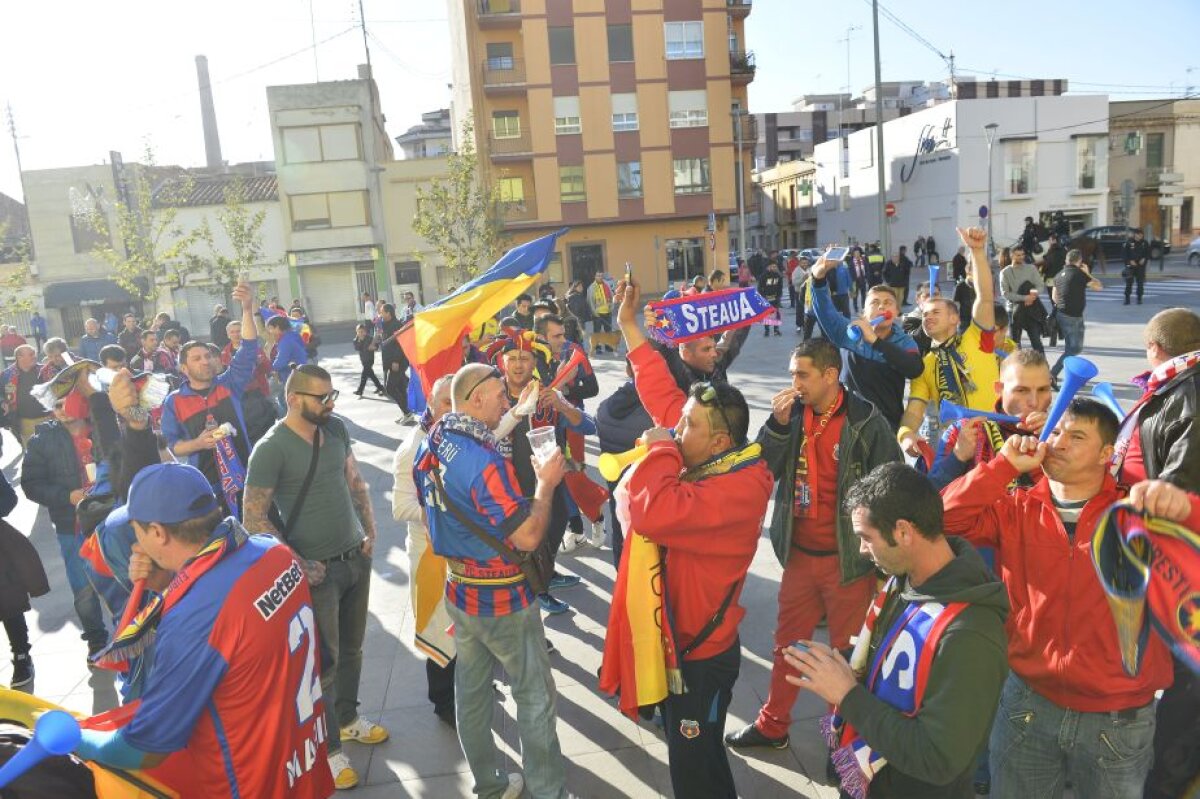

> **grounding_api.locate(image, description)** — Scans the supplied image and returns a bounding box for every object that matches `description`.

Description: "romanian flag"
[398,229,567,395]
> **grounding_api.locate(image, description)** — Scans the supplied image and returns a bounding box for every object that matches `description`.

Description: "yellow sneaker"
[328,751,359,790]
[340,716,390,745]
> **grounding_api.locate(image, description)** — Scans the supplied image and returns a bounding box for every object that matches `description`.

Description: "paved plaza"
[2,265,1197,797]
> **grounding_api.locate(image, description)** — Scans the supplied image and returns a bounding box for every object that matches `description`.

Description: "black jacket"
[596,380,654,456]
[353,336,376,366]
[1134,360,1200,491]
[566,290,591,323]
[22,420,86,530]
[209,314,231,348]
[1123,238,1151,266]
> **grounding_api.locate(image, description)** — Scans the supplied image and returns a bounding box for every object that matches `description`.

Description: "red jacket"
[626,342,773,660]
[942,457,1173,712]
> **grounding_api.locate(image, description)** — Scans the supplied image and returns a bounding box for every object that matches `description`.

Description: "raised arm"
[959,227,995,330]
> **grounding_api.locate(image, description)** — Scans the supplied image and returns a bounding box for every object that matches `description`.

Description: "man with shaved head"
[392,376,457,727]
[414,361,568,799]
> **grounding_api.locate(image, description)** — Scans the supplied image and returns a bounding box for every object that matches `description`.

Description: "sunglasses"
[696,382,733,436]
[464,368,502,400]
[295,389,339,405]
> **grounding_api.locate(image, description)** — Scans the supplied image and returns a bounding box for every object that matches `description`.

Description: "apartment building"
[447,0,756,292]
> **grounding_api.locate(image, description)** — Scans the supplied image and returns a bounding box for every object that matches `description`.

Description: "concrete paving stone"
[561,746,666,798]
[366,705,470,784]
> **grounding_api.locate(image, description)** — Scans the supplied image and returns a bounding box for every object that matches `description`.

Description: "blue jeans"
[310,550,372,754]
[1051,313,1085,377]
[989,674,1155,799]
[55,530,109,651]
[446,601,565,799]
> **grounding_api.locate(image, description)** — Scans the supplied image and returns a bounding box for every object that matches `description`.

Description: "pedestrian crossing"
[1085,279,1200,302]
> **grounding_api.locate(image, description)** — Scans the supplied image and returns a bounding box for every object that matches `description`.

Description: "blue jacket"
[30,316,47,338]
[80,331,118,362]
[811,276,924,429]
[271,330,308,381]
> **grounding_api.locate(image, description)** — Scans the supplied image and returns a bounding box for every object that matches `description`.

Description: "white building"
[813,95,1110,254]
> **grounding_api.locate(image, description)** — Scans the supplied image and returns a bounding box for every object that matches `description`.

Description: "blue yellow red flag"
[398,228,567,394]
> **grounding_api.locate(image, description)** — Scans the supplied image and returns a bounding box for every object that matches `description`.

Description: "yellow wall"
[642,150,676,216]
[631,14,666,80]
[580,85,614,152]
[575,15,609,83]
[527,88,556,153]
[532,156,563,222]
[584,153,618,218]
[522,18,551,80]
[573,0,606,13]
[636,82,669,148]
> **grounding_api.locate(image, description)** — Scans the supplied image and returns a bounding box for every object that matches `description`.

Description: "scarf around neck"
[932,333,976,403]
[1113,349,1200,476]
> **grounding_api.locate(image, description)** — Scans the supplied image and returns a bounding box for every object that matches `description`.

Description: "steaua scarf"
[599,441,762,720]
[822,577,967,799]
[1090,501,1200,677]
[91,521,248,669]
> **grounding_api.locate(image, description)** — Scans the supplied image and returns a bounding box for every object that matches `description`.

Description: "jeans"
[1010,310,1044,353]
[427,657,456,717]
[446,601,565,799]
[989,674,1155,799]
[1144,659,1200,799]
[55,529,109,651]
[592,313,612,335]
[662,641,741,799]
[310,549,372,753]
[1124,264,1146,301]
[1050,313,1085,377]
[3,614,30,657]
[606,479,624,569]
[355,363,384,394]
[385,366,410,413]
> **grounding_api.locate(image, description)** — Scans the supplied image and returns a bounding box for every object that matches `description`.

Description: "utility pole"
[6,103,34,260]
[358,0,372,72]
[838,25,861,178]
[870,0,888,257]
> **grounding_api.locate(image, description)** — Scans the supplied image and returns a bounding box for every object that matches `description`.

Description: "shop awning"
[42,278,147,307]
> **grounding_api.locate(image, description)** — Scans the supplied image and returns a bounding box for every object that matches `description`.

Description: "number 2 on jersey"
[288,605,323,723]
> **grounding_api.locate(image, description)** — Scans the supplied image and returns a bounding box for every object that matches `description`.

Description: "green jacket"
[839,538,1010,797]
[758,388,901,583]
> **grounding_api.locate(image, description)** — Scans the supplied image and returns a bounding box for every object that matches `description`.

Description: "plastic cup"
[526,427,559,463]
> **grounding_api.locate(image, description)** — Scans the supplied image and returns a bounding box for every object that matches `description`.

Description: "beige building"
[267,66,395,325]
[380,156,451,303]
[447,0,756,293]
[750,158,818,251]
[1108,98,1200,245]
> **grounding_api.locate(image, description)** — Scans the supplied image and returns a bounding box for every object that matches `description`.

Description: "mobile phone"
[624,262,633,282]
[823,247,849,262]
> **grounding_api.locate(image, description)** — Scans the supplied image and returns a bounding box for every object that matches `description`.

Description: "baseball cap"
[105,463,220,529]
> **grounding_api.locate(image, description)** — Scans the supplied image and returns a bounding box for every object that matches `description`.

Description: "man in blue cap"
[76,462,334,799]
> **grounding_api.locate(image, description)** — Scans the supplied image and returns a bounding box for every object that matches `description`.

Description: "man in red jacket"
[614,278,774,799]
[941,398,1173,799]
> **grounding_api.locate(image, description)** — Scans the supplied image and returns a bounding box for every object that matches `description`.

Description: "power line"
[367,31,451,80]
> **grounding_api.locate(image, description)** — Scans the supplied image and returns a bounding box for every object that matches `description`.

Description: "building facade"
[267,66,394,325]
[813,95,1109,255]
[381,156,452,303]
[749,158,817,251]
[1107,98,1199,246]
[447,0,756,293]
[396,108,454,160]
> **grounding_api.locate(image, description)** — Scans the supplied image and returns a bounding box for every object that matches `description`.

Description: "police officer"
[1122,228,1151,305]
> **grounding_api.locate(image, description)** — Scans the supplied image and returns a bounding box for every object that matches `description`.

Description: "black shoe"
[1137,297,1143,305]
[435,707,456,728]
[1124,298,1131,305]
[10,654,33,689]
[724,723,789,750]
[774,329,781,336]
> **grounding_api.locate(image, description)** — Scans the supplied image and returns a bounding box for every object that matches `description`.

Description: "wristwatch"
[123,406,151,426]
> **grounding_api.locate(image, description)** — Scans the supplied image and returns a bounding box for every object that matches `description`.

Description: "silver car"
[1187,235,1200,268]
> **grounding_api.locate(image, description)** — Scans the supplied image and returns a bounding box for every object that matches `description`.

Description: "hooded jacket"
[839,538,1009,798]
[596,380,654,456]
[942,456,1173,711]
[759,390,902,583]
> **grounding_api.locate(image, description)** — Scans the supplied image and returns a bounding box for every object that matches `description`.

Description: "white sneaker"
[587,518,606,548]
[559,532,578,553]
[328,751,359,790]
[500,772,525,799]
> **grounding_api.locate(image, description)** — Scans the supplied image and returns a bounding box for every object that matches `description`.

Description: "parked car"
[1076,225,1171,261]
[1187,235,1200,268]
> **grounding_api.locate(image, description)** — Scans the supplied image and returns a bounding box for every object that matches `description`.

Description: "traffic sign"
[979,205,989,219]
[1159,196,1184,207]
[885,202,896,218]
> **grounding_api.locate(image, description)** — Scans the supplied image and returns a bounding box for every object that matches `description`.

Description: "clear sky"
[1,0,1196,202]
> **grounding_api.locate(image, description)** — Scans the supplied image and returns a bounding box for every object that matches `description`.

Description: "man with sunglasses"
[726,337,902,752]
[612,278,773,798]
[160,278,261,505]
[243,364,387,790]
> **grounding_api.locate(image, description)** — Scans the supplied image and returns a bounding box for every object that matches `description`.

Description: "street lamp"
[733,110,748,267]
[984,122,999,256]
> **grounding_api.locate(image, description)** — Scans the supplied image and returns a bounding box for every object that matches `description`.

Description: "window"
[69,212,108,254]
[498,177,525,206]
[665,21,704,59]
[668,90,708,128]
[617,161,643,198]
[1003,140,1036,195]
[486,42,514,70]
[492,110,521,138]
[608,24,634,62]
[1145,132,1165,170]
[559,166,586,203]
[1077,136,1101,190]
[611,93,638,132]
[549,26,575,65]
[673,158,711,194]
[281,124,361,163]
[289,191,370,231]
[553,96,581,135]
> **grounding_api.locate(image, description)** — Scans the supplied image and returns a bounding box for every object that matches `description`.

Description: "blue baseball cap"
[105,463,220,529]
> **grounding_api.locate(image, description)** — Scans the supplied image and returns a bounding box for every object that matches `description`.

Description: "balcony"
[488,132,533,160]
[482,58,526,92]
[730,50,756,83]
[498,197,538,224]
[726,0,752,17]
[733,112,758,144]
[477,0,521,27]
